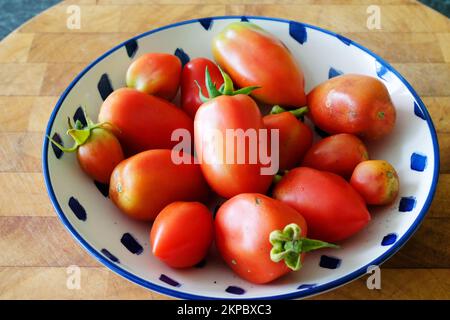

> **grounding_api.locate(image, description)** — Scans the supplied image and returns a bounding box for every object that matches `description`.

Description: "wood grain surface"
[0,0,449,300]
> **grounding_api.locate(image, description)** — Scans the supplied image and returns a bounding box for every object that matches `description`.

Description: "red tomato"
[98,88,193,155]
[126,53,181,101]
[302,133,369,178]
[212,22,306,107]
[49,113,123,184]
[350,160,399,205]
[150,201,213,268]
[109,149,209,221]
[195,94,273,198]
[307,74,396,140]
[263,106,313,171]
[215,193,337,284]
[181,58,224,118]
[273,167,371,242]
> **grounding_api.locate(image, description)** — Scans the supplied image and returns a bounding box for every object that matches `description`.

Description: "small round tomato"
[308,74,396,140]
[350,160,399,205]
[273,167,371,242]
[181,57,224,118]
[215,193,336,284]
[302,133,368,178]
[98,88,193,155]
[49,111,123,184]
[150,202,213,268]
[109,149,209,221]
[126,53,181,101]
[263,106,313,171]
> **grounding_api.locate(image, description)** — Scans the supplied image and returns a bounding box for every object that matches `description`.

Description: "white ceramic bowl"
[43,16,439,299]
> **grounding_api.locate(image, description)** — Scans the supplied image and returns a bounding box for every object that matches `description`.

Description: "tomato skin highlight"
[307,74,396,140]
[263,112,313,171]
[215,193,308,284]
[212,22,306,107]
[273,167,371,242]
[350,160,400,205]
[109,149,209,221]
[126,53,181,101]
[302,133,369,178]
[150,201,213,268]
[194,94,273,199]
[181,58,224,118]
[76,128,124,184]
[98,88,193,155]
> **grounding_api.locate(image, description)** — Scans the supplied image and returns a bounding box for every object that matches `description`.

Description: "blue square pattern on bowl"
[43,16,439,300]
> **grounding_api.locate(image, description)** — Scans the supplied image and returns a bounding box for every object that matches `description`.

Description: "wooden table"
[0,0,449,300]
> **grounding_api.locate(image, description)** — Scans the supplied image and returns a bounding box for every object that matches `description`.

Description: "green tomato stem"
[270,105,309,119]
[270,223,338,271]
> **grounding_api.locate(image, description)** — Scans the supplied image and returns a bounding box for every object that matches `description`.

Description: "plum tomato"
[263,105,313,171]
[150,201,214,268]
[49,110,123,184]
[109,149,209,221]
[302,133,369,178]
[126,53,181,101]
[181,57,224,118]
[350,160,399,205]
[98,88,193,155]
[273,167,371,242]
[215,193,337,284]
[307,74,396,140]
[212,22,306,107]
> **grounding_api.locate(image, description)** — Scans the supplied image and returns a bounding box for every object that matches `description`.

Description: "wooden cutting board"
[0,0,449,299]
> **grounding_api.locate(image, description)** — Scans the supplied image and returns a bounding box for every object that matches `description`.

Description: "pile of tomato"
[51,22,399,284]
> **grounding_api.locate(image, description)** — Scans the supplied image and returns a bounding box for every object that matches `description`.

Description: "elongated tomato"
[109,149,209,221]
[273,167,370,242]
[98,88,193,155]
[212,22,306,107]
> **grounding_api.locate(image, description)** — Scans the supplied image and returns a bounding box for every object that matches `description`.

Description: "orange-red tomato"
[263,111,313,171]
[194,94,273,198]
[215,193,335,284]
[307,74,396,140]
[98,88,193,155]
[181,58,224,118]
[302,133,369,178]
[109,149,209,221]
[350,160,399,205]
[126,53,181,101]
[212,22,306,107]
[77,128,124,183]
[150,202,213,268]
[273,167,371,242]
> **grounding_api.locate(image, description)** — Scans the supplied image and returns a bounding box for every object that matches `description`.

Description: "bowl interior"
[43,16,439,299]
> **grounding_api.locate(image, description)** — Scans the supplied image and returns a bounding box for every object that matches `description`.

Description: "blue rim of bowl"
[42,15,440,300]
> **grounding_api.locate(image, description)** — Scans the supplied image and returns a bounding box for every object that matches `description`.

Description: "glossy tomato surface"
[109,149,209,221]
[194,94,273,198]
[76,127,124,184]
[181,57,224,118]
[307,74,396,140]
[126,53,181,101]
[302,133,368,178]
[215,193,307,284]
[350,160,399,205]
[273,167,370,242]
[263,112,313,171]
[150,201,213,268]
[212,22,306,107]
[98,88,193,155]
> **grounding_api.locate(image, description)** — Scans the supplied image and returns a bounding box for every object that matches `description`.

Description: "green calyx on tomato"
[269,223,338,271]
[270,105,309,119]
[195,66,260,103]
[48,108,116,153]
